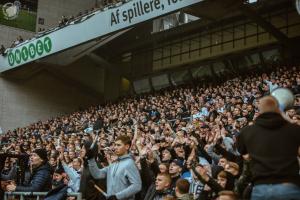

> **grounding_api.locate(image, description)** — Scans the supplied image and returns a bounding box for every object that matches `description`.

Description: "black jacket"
[80,162,106,200]
[144,183,173,200]
[16,162,52,192]
[237,112,300,185]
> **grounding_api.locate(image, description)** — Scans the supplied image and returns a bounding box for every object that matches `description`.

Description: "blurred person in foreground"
[237,96,300,200]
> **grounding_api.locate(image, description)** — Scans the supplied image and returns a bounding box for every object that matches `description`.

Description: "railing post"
[77,192,82,200]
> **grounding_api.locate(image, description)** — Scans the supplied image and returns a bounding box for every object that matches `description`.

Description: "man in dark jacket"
[6,148,52,192]
[169,159,184,192]
[237,96,300,200]
[144,173,173,200]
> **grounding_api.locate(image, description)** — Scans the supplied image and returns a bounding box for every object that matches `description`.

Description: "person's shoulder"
[124,156,135,164]
[38,163,51,171]
[121,156,137,168]
[285,122,300,134]
[286,122,300,128]
[240,124,255,135]
[33,163,51,177]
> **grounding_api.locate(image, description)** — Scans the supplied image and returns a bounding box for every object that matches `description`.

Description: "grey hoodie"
[88,154,142,200]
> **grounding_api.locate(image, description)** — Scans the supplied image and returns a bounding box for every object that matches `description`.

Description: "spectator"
[0,45,6,56]
[237,96,300,200]
[175,178,193,200]
[144,173,173,200]
[217,190,237,200]
[58,149,81,193]
[51,166,66,189]
[169,159,184,191]
[87,135,142,200]
[6,149,52,192]
[0,65,299,200]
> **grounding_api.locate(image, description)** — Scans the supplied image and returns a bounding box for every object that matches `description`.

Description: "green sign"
[7,37,52,67]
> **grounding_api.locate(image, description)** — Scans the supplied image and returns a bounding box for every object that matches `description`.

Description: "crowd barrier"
[3,192,82,200]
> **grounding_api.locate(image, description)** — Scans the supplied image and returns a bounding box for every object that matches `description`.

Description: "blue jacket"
[16,163,52,192]
[62,163,81,193]
[88,154,142,200]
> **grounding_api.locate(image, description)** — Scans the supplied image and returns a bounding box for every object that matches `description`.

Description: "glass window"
[152,74,170,90]
[170,70,191,85]
[191,65,211,78]
[233,57,249,69]
[262,49,280,62]
[133,78,151,94]
[213,62,226,74]
[247,53,261,65]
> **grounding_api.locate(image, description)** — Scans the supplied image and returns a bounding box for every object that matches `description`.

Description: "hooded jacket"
[88,154,142,200]
[237,112,300,185]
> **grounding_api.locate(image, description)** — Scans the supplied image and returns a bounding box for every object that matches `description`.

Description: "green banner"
[7,37,52,66]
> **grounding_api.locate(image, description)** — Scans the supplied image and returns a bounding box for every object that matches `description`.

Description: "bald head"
[258,96,280,114]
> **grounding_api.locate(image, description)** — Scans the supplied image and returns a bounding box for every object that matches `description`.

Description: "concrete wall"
[0,53,124,131]
[59,56,105,95]
[0,27,121,132]
[36,0,96,31]
[0,0,123,132]
[0,25,35,48]
[0,68,99,132]
[104,70,121,101]
[67,56,122,101]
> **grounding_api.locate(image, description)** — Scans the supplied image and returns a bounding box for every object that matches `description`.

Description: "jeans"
[251,183,300,200]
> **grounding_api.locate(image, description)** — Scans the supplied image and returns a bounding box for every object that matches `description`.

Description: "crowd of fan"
[0,65,300,200]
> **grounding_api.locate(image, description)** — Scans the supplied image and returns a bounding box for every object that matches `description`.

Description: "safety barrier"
[4,191,82,200]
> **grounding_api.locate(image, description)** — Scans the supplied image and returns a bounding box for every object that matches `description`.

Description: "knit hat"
[34,148,48,162]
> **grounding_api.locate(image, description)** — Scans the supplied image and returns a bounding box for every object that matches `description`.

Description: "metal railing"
[4,192,82,200]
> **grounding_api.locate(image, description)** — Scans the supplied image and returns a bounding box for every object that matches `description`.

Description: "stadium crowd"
[0,65,300,200]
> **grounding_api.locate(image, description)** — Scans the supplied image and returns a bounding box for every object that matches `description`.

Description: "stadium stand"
[0,65,299,200]
[1,0,300,200]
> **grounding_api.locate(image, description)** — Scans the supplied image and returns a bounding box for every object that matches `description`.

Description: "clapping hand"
[6,181,16,192]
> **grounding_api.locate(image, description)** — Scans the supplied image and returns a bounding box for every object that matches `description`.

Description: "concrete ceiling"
[93,0,294,60]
